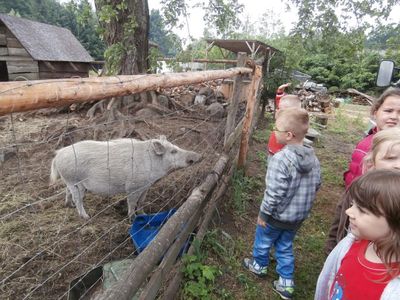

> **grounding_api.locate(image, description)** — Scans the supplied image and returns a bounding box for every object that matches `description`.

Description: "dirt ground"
[0,96,232,299]
[203,104,369,299]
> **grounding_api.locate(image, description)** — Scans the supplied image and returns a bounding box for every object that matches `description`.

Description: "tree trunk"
[95,0,149,75]
[92,0,149,128]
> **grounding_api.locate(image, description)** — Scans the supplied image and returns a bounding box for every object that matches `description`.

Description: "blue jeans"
[252,223,297,279]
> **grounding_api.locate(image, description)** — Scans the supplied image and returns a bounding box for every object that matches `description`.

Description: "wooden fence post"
[224,52,247,145]
[237,65,263,168]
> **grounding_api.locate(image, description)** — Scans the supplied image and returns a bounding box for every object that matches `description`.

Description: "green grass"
[231,169,263,215]
[327,107,367,143]
[256,150,268,165]
[252,128,271,143]
[321,156,348,186]
[188,105,368,299]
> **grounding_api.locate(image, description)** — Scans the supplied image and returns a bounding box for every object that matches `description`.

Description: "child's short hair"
[279,95,301,109]
[276,107,309,138]
[345,169,400,275]
[364,127,400,169]
[371,87,400,114]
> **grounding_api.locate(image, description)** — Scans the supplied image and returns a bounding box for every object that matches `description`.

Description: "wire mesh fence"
[0,84,239,299]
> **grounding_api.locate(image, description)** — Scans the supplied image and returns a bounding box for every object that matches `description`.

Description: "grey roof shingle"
[0,14,93,63]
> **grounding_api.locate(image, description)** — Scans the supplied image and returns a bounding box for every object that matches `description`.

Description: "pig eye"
[171,149,177,154]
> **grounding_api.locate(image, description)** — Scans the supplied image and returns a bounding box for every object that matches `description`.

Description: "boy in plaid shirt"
[244,108,321,300]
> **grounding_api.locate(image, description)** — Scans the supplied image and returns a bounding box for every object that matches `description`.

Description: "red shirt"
[267,132,284,155]
[267,88,286,155]
[330,240,392,300]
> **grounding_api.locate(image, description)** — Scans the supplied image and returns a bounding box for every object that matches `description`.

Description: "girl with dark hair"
[316,169,400,300]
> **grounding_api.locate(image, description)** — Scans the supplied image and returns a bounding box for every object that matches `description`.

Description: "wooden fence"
[0,52,264,299]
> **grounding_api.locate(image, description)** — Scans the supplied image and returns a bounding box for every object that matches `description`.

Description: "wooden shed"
[0,14,93,81]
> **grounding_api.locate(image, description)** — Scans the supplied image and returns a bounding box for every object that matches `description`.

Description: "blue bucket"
[129,209,191,255]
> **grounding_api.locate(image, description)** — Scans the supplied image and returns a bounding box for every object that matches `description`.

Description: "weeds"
[182,254,221,299]
[203,229,262,299]
[181,235,234,299]
[195,105,370,299]
[256,150,268,165]
[328,107,367,143]
[231,169,263,215]
[252,128,270,143]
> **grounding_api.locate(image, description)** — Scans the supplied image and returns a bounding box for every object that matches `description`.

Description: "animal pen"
[0,52,264,299]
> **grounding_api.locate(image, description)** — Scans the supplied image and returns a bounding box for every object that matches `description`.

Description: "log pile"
[154,80,229,119]
[297,89,335,113]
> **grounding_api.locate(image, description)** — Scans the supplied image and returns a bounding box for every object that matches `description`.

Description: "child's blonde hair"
[276,107,309,138]
[279,95,301,109]
[363,127,400,171]
[345,169,400,277]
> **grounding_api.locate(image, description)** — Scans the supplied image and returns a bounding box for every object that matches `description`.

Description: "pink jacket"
[344,129,376,188]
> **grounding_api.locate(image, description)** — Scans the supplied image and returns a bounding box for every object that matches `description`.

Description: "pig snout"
[186,152,202,165]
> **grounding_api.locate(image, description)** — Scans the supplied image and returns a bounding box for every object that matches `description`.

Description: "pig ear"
[152,140,166,156]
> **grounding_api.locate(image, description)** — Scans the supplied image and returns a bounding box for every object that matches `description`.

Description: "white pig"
[50,136,201,219]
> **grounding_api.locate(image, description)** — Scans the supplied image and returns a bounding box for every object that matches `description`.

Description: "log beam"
[100,155,229,300]
[0,67,252,116]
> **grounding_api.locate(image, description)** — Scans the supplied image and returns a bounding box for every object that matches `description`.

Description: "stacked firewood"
[297,89,335,113]
[159,80,223,99]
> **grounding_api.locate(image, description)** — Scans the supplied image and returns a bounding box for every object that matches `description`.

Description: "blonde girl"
[326,126,400,254]
[363,127,400,171]
[316,169,400,300]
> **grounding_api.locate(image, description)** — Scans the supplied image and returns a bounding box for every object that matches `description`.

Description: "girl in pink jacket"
[325,87,400,254]
[344,87,400,187]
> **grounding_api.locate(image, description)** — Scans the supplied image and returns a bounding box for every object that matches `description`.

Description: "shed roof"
[0,14,93,63]
[206,39,280,56]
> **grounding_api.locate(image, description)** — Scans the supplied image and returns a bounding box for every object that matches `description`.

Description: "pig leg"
[127,189,148,218]
[135,189,148,215]
[69,183,89,220]
[65,188,74,207]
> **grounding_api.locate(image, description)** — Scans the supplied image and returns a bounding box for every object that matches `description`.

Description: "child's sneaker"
[273,280,294,299]
[242,258,267,277]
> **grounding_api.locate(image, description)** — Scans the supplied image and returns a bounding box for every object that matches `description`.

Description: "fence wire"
[0,86,238,299]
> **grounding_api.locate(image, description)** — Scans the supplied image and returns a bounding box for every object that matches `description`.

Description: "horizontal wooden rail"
[138,200,206,300]
[100,155,229,300]
[162,163,235,299]
[0,67,252,116]
[160,57,238,64]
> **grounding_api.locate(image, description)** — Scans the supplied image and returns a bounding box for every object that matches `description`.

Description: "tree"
[95,0,149,75]
[62,0,106,60]
[257,9,285,40]
[201,0,243,38]
[282,0,400,92]
[149,9,182,57]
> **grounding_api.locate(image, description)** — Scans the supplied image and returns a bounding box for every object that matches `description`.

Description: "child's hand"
[257,216,267,227]
[278,83,291,90]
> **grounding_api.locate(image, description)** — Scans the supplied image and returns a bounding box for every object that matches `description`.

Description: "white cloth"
[315,233,400,300]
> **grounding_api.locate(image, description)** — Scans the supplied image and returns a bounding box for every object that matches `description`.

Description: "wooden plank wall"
[0,23,39,81]
[0,23,90,81]
[38,61,90,79]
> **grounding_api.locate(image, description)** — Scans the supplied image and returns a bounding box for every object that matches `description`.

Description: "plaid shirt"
[260,144,321,224]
